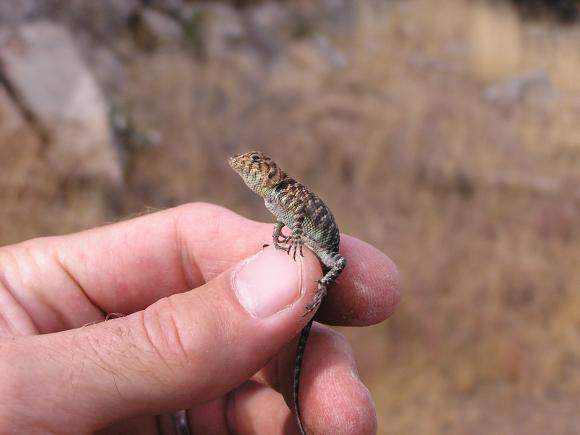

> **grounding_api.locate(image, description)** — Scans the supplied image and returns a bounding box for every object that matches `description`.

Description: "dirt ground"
[2,1,580,433]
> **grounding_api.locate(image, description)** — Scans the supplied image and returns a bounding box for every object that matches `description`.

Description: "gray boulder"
[0,21,121,184]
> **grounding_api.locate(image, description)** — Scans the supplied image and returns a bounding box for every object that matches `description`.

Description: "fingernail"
[232,248,302,318]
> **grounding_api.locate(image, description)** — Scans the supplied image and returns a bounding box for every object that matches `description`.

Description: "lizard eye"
[251,154,260,162]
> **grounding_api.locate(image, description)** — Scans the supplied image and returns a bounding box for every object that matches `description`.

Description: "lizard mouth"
[228,155,239,168]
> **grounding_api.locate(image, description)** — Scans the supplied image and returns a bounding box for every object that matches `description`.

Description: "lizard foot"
[285,235,304,261]
[273,234,290,250]
[302,282,327,316]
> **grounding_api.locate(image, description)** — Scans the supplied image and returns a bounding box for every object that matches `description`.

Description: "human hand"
[0,203,400,434]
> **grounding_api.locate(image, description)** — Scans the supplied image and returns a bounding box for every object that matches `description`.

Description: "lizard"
[229,151,346,435]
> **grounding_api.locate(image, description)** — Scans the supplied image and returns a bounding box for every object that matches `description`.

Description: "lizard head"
[229,151,287,197]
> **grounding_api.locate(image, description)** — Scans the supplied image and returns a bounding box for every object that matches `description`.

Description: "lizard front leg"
[270,221,303,261]
[286,207,306,260]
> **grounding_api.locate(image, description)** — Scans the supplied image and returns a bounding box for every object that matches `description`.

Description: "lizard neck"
[268,178,294,201]
[246,169,289,199]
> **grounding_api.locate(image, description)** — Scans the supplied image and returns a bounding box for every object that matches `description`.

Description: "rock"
[318,0,356,33]
[511,0,578,23]
[110,102,161,153]
[49,0,141,41]
[313,35,347,68]
[0,21,122,184]
[291,0,355,36]
[0,0,40,24]
[0,84,27,134]
[192,4,246,57]
[129,7,183,51]
[89,46,126,94]
[482,70,555,104]
[410,54,456,72]
[145,0,186,16]
[0,84,42,180]
[0,84,51,244]
[0,0,141,41]
[246,2,289,59]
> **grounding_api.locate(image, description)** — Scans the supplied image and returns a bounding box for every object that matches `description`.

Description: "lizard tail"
[293,319,314,435]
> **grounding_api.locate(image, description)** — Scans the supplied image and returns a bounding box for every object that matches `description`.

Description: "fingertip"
[232,246,321,319]
[320,235,401,326]
[363,245,401,320]
[319,373,378,435]
[299,326,378,435]
[227,381,292,435]
[189,397,229,434]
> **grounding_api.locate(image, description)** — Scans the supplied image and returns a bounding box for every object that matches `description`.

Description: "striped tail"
[293,319,314,435]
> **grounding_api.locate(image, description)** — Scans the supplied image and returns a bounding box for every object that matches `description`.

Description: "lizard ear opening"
[267,166,286,185]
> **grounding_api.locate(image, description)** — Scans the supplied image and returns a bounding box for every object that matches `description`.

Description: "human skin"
[0,203,400,435]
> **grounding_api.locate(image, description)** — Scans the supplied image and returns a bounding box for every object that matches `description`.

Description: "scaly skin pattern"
[229,151,345,435]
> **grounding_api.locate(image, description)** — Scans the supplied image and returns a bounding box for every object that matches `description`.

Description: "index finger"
[2,203,399,330]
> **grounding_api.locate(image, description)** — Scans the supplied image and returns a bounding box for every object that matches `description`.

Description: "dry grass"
[3,0,580,433]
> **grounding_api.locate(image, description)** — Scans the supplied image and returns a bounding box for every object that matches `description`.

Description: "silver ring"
[172,409,191,435]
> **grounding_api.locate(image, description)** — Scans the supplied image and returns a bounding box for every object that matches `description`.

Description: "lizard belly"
[265,200,294,228]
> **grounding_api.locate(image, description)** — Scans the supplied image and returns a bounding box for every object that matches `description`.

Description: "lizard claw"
[273,234,290,251]
[302,300,319,317]
[285,235,303,262]
[302,282,327,316]
[277,234,290,243]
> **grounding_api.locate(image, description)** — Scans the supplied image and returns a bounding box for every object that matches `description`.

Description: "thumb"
[0,247,322,433]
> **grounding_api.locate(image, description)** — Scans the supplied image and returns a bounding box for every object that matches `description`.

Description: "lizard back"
[267,178,340,257]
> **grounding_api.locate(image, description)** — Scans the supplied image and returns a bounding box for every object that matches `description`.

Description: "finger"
[186,384,290,435]
[290,325,377,435]
[0,203,399,332]
[318,234,400,326]
[183,325,379,435]
[0,247,321,433]
[95,416,158,435]
[237,324,377,435]
[189,398,229,435]
[228,382,293,435]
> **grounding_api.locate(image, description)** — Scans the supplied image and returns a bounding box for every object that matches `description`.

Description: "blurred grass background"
[2,0,580,433]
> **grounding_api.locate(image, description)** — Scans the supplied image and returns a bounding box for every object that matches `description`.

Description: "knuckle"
[140,297,191,369]
[316,325,355,361]
[175,201,219,217]
[139,294,222,371]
